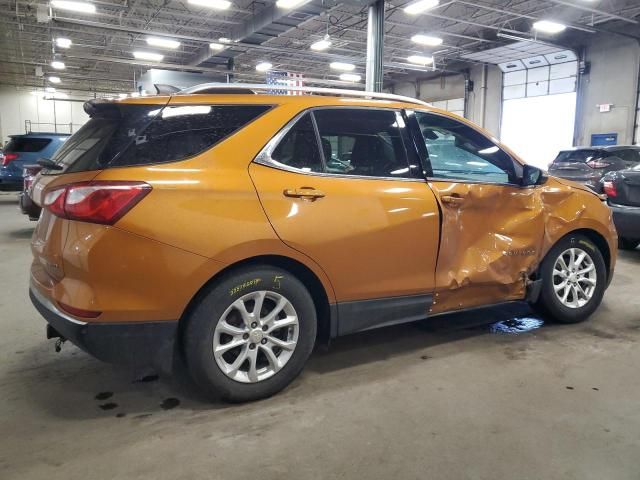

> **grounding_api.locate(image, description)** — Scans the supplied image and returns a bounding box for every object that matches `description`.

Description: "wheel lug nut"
[243,333,249,340]
[249,343,256,350]
[261,338,267,345]
[251,322,257,328]
[262,325,268,331]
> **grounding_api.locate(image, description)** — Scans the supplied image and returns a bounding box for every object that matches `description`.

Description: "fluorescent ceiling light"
[187,0,231,9]
[46,87,56,93]
[533,20,566,34]
[404,0,439,15]
[330,61,355,71]
[209,42,225,51]
[48,76,61,84]
[276,0,310,9]
[55,37,72,49]
[50,1,96,14]
[219,37,232,44]
[407,55,434,66]
[51,60,65,70]
[146,37,181,49]
[130,92,140,98]
[310,38,331,51]
[339,73,361,82]
[132,51,164,61]
[256,61,273,72]
[411,34,443,46]
[118,93,128,98]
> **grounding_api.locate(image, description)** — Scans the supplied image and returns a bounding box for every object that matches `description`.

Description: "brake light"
[586,160,612,169]
[43,181,151,225]
[2,153,18,166]
[602,181,617,197]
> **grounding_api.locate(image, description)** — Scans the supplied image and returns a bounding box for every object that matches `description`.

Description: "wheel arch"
[177,254,335,349]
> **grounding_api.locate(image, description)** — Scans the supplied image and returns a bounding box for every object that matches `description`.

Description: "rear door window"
[271,113,324,173]
[313,108,415,178]
[5,138,52,153]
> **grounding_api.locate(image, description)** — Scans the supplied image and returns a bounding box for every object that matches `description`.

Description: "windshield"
[553,150,603,163]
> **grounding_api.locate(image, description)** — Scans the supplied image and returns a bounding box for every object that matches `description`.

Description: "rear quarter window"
[52,103,271,174]
[111,104,272,167]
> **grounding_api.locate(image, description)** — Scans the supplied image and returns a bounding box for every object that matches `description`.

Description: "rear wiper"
[36,158,63,170]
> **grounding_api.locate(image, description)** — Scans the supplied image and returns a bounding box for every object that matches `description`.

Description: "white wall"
[0,86,90,145]
[575,35,640,146]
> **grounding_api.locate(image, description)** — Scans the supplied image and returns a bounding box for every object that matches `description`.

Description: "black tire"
[618,238,640,251]
[535,233,607,324]
[183,266,317,402]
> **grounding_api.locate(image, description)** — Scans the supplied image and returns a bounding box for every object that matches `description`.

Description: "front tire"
[535,234,607,324]
[184,266,317,402]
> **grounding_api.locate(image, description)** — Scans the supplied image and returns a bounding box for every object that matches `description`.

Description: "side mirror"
[522,164,547,186]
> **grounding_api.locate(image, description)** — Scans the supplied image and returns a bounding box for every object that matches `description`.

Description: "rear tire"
[183,266,317,403]
[618,238,639,251]
[535,234,606,324]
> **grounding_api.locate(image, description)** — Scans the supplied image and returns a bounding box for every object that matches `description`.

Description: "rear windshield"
[47,102,271,174]
[553,150,603,163]
[5,137,52,153]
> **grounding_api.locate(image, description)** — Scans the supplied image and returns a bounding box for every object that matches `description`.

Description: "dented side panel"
[429,177,616,314]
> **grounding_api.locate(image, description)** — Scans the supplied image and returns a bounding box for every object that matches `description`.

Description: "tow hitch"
[46,325,67,352]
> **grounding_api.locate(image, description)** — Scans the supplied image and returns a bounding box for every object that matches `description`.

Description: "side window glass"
[313,109,412,178]
[271,113,323,173]
[415,112,517,184]
[113,105,270,167]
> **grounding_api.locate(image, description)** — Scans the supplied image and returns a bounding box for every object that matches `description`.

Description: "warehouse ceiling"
[0,0,639,95]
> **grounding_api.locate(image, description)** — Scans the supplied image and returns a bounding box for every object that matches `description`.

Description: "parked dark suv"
[601,165,640,250]
[548,146,640,192]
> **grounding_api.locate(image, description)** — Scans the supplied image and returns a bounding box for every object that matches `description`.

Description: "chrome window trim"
[253,106,422,182]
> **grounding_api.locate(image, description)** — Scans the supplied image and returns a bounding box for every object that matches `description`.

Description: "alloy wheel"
[552,247,597,309]
[213,291,299,383]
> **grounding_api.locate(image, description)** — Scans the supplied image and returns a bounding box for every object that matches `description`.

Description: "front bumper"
[609,202,640,239]
[30,285,178,369]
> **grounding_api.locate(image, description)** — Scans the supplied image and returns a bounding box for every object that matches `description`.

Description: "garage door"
[499,51,579,169]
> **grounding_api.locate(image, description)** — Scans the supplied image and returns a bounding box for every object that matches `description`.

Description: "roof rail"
[178,83,431,107]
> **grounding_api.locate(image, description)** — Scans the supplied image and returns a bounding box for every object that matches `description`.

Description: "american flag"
[266,70,304,95]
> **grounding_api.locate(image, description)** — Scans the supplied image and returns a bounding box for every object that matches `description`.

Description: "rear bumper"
[610,202,640,239]
[29,284,178,368]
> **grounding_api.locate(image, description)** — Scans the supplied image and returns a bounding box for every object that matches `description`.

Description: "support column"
[365,0,385,92]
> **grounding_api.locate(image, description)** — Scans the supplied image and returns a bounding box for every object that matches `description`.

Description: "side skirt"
[335,294,433,337]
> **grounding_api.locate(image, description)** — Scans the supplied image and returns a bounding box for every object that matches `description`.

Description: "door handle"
[283,187,326,200]
[440,194,465,206]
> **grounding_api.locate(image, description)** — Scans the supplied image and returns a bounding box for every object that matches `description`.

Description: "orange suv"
[29,85,617,402]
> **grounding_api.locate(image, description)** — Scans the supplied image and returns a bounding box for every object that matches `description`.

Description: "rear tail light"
[58,302,102,319]
[586,160,612,169]
[43,181,151,225]
[602,180,617,198]
[2,153,18,166]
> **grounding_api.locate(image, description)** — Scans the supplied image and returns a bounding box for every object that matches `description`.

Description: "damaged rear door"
[409,111,545,314]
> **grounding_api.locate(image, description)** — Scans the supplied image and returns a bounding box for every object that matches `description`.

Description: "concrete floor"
[1,192,639,480]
